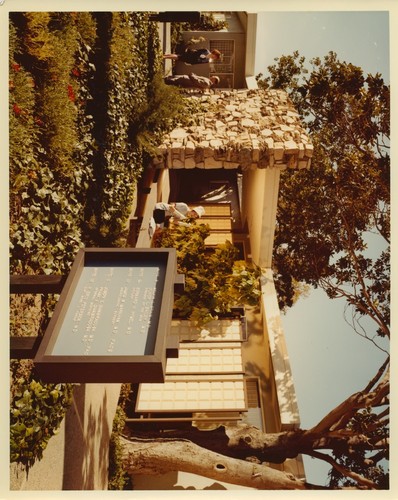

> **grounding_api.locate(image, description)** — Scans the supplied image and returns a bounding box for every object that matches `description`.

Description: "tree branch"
[306,450,379,489]
[364,356,390,393]
[342,301,389,354]
[120,436,307,490]
[334,198,390,338]
[309,361,389,435]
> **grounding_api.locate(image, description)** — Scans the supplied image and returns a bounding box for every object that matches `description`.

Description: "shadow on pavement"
[62,384,113,490]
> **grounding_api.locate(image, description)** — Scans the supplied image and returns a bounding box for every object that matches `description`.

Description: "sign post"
[33,248,181,383]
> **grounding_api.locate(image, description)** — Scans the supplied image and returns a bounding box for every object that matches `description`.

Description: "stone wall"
[151,89,313,170]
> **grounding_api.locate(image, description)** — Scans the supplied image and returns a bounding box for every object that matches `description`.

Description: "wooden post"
[10,336,42,359]
[174,273,185,294]
[10,274,67,359]
[10,275,67,294]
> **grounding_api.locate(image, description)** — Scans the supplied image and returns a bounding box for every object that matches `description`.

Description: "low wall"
[152,89,313,171]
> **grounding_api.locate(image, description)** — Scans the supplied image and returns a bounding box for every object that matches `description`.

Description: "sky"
[254,10,392,485]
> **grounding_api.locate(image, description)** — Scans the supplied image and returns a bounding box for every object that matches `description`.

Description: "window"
[197,202,233,246]
[166,342,244,374]
[136,375,247,412]
[209,40,234,88]
[242,378,264,431]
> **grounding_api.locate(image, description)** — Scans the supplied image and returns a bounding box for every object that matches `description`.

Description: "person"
[164,73,220,90]
[163,48,221,65]
[149,202,205,237]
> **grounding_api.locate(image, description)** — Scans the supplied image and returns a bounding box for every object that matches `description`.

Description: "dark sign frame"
[34,248,179,383]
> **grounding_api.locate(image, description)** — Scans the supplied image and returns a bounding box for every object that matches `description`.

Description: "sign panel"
[34,248,179,383]
[51,262,163,357]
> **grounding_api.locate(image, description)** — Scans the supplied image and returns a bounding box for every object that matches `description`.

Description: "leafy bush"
[108,405,132,490]
[10,376,74,468]
[170,13,228,52]
[9,13,96,274]
[128,73,193,161]
[83,12,194,246]
[155,224,262,325]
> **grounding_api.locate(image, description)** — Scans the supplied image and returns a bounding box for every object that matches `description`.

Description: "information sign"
[34,248,179,383]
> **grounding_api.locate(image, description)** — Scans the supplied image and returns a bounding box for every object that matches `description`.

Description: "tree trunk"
[121,437,307,490]
[126,424,373,463]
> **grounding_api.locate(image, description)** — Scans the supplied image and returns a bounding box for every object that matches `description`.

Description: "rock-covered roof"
[152,89,313,170]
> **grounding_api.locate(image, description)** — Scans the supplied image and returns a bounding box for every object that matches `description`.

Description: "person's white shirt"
[154,202,189,220]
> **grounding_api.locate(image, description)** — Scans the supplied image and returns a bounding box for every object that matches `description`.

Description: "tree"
[121,357,389,489]
[154,223,261,325]
[256,51,390,346]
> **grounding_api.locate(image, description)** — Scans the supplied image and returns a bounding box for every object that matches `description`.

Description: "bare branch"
[376,407,389,421]
[335,201,390,338]
[342,301,389,354]
[306,450,379,489]
[368,450,389,465]
[364,356,390,393]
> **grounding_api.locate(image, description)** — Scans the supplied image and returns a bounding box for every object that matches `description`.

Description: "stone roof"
[152,89,313,170]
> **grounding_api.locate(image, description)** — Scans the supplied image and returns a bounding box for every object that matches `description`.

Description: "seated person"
[149,202,205,236]
[164,73,220,90]
[163,48,221,65]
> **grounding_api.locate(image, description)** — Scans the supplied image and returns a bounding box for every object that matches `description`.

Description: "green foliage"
[9,12,175,471]
[10,376,74,468]
[9,12,97,274]
[129,73,193,161]
[257,52,390,340]
[170,12,228,51]
[108,406,133,490]
[82,12,185,246]
[328,408,389,489]
[81,12,144,246]
[23,12,54,61]
[156,224,261,325]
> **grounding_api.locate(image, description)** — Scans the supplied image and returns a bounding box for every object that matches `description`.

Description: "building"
[174,11,258,89]
[128,81,312,489]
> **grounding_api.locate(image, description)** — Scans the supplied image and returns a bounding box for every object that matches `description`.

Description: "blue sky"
[255,11,390,79]
[254,10,391,485]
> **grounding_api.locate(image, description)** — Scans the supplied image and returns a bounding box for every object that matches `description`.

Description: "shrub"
[23,12,54,61]
[155,224,261,324]
[10,375,74,468]
[128,73,191,161]
[170,13,228,52]
[9,10,199,471]
[108,386,134,490]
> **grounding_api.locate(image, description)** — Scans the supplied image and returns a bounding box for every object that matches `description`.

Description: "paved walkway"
[9,22,171,492]
[10,383,122,490]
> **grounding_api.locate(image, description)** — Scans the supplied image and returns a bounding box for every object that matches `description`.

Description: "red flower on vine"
[71,68,80,77]
[67,84,76,102]
[13,104,22,115]
[12,63,21,72]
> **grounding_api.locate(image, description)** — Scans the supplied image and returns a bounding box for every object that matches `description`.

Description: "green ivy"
[10,378,74,468]
[108,406,133,490]
[9,11,198,472]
